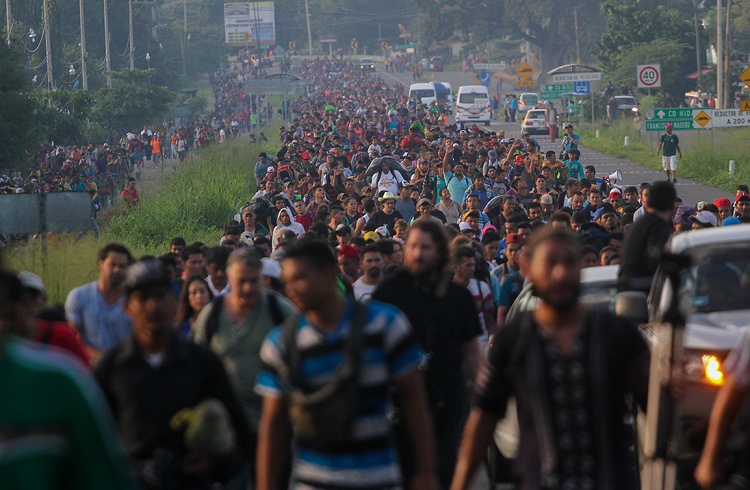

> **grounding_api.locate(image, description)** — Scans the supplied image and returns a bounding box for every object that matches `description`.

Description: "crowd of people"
[3,56,750,490]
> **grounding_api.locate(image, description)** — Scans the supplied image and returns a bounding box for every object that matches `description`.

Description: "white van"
[409,83,437,106]
[440,83,453,114]
[456,85,491,126]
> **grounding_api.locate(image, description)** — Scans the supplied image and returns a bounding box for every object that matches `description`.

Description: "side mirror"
[615,291,649,325]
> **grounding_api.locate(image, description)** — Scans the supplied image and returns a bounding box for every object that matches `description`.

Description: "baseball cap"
[261,257,282,279]
[459,222,472,232]
[737,195,750,203]
[672,205,695,226]
[125,258,171,295]
[363,231,381,242]
[608,189,623,200]
[689,210,718,227]
[488,150,497,159]
[565,178,579,187]
[505,233,524,245]
[338,244,360,259]
[18,271,45,294]
[540,194,554,205]
[722,217,741,226]
[665,123,673,130]
[335,224,352,235]
[417,197,432,207]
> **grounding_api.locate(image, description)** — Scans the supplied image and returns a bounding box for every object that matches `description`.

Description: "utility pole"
[525,29,531,64]
[417,10,421,61]
[724,0,732,108]
[573,7,584,65]
[304,0,312,56]
[182,0,187,75]
[716,0,723,109]
[129,0,135,69]
[104,0,111,87]
[5,0,11,45]
[693,0,701,92]
[79,0,88,90]
[43,0,53,90]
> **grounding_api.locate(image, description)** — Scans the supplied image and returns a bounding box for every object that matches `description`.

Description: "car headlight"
[632,107,638,112]
[684,352,725,386]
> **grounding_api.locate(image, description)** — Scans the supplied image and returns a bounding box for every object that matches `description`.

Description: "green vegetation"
[3,125,280,305]
[577,120,750,193]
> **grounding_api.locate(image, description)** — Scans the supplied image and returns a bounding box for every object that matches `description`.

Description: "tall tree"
[0,43,35,172]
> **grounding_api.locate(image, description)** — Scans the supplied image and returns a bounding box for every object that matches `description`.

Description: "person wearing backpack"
[256,240,438,490]
[450,227,650,490]
[191,248,297,484]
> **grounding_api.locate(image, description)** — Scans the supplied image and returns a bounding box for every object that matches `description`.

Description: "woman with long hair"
[175,275,214,338]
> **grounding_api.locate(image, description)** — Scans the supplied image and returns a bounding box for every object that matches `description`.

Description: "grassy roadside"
[577,120,750,193]
[4,125,280,304]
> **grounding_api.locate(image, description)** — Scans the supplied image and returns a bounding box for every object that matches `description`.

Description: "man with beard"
[353,244,383,302]
[449,227,650,490]
[66,243,134,362]
[372,220,482,490]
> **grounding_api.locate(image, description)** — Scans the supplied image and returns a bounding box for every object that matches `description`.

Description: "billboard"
[224,2,276,46]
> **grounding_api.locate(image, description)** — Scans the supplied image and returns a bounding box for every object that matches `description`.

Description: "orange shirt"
[150,139,161,154]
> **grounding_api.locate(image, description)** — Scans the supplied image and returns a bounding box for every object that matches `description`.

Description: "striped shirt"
[256,299,422,490]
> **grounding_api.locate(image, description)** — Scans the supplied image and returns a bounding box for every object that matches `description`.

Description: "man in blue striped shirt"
[256,240,438,490]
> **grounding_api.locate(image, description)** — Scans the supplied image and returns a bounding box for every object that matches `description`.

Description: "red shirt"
[34,319,91,368]
[121,187,140,210]
[296,212,315,232]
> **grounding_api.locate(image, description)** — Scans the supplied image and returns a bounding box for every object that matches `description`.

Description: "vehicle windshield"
[580,282,618,311]
[679,244,750,313]
[521,95,539,103]
[526,110,546,119]
[616,97,637,106]
[412,89,435,99]
[360,59,373,64]
[459,93,488,104]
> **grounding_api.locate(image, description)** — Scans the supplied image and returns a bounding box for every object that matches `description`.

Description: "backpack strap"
[202,295,225,346]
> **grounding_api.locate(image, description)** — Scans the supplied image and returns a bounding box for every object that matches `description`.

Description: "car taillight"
[526,122,532,125]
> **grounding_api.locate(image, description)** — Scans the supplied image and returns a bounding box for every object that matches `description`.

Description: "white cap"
[689,211,718,227]
[459,222,472,231]
[19,271,45,294]
[261,257,282,279]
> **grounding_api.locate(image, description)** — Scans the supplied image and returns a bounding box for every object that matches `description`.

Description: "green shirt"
[0,336,132,490]
[190,292,297,431]
[660,133,679,157]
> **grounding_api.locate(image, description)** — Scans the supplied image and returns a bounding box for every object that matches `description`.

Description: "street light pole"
[304,0,312,56]
[104,0,111,87]
[43,0,53,90]
[716,0,723,109]
[79,0,88,90]
[129,0,135,69]
[5,0,11,45]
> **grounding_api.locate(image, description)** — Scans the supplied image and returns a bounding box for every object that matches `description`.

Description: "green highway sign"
[644,107,712,131]
[540,83,573,99]
[395,44,417,50]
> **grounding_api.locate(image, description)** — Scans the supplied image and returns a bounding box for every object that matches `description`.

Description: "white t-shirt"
[371,170,406,196]
[353,277,378,302]
[467,278,493,351]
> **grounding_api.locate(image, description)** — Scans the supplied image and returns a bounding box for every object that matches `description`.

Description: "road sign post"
[516,61,533,80]
[479,72,491,88]
[644,108,713,131]
[540,83,573,99]
[637,64,661,89]
[573,81,590,94]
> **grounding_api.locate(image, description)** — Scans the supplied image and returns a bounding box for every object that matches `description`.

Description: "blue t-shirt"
[65,281,132,351]
[256,299,422,490]
[497,271,524,308]
[567,160,584,181]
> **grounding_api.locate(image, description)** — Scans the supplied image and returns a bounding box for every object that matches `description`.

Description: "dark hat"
[125,258,171,295]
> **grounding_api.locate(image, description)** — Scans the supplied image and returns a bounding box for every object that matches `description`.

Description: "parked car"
[358,58,376,72]
[520,109,549,135]
[429,56,443,72]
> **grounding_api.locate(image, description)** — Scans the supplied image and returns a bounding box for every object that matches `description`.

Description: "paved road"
[378,68,734,204]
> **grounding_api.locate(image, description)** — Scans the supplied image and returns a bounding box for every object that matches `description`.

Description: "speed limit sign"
[637,64,661,88]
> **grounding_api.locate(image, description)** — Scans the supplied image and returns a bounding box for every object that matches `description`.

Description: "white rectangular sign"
[711,109,750,127]
[637,64,661,88]
[473,63,506,70]
[224,2,276,46]
[552,72,602,82]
